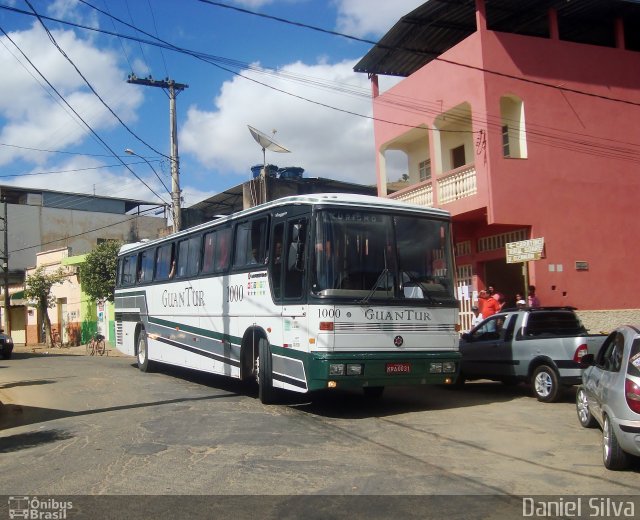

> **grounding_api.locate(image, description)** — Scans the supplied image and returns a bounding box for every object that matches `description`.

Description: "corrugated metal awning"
[354,0,640,77]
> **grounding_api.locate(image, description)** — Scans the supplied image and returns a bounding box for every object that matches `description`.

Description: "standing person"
[478,285,495,315]
[483,292,501,318]
[528,285,540,308]
[470,305,483,329]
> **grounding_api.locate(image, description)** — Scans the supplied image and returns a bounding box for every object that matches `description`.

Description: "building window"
[419,159,431,181]
[502,125,510,157]
[500,95,527,159]
[451,145,465,169]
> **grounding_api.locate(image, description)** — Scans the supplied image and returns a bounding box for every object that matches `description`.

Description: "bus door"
[280,217,309,352]
[268,216,310,391]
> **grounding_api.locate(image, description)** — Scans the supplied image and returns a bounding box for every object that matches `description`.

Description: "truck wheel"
[603,415,629,470]
[258,338,277,405]
[576,387,596,428]
[532,365,560,402]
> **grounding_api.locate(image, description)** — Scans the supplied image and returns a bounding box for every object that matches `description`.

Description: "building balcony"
[437,164,477,204]
[389,163,477,208]
[388,179,433,206]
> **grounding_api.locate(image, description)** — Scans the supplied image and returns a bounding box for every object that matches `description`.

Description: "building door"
[10,307,26,344]
[484,259,525,308]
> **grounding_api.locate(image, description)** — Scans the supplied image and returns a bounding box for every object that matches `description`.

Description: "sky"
[0,0,425,212]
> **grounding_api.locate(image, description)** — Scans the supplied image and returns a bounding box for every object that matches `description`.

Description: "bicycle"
[86,333,106,356]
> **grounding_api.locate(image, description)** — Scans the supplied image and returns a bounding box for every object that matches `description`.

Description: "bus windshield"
[312,209,455,303]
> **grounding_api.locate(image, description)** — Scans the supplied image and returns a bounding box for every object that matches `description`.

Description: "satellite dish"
[248,125,291,177]
[248,125,291,153]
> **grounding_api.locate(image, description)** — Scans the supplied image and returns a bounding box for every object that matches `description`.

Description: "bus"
[114,193,460,403]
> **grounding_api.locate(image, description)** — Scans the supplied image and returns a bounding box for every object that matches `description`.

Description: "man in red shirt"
[482,293,501,318]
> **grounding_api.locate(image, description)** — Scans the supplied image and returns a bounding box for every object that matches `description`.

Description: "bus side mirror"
[287,242,305,272]
[287,223,305,271]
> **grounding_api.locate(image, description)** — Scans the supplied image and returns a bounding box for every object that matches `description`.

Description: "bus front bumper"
[306,351,461,392]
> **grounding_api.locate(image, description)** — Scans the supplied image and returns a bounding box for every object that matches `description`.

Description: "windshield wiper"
[358,268,390,305]
[401,271,437,304]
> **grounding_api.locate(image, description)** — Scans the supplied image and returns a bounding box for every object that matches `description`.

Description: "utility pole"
[0,190,10,334]
[127,74,188,233]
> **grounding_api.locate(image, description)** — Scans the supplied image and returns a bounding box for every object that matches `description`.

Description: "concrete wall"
[371,25,640,313]
[8,204,167,272]
[576,310,640,336]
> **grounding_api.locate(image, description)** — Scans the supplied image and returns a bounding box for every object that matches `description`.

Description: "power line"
[9,204,166,254]
[52,1,640,159]
[0,141,121,158]
[2,2,640,165]
[197,0,640,109]
[0,24,169,205]
[0,159,165,178]
[25,1,171,162]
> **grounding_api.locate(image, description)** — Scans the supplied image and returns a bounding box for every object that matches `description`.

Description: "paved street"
[1,347,639,517]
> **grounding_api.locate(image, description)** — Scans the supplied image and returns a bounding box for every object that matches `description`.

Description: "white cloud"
[47,0,99,29]
[0,23,143,166]
[334,0,425,37]
[181,59,379,187]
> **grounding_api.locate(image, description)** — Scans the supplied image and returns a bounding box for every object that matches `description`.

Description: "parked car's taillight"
[573,344,588,362]
[625,378,640,414]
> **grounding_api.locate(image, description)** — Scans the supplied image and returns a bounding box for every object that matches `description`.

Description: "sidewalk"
[11,343,127,357]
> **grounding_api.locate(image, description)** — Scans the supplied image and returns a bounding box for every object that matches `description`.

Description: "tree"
[79,240,122,303]
[24,266,67,347]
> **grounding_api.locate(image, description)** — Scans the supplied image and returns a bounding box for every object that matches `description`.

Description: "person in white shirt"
[470,305,483,329]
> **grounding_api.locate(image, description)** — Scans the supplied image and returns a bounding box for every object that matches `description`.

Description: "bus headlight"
[346,364,362,375]
[442,362,456,373]
[429,363,443,373]
[329,364,345,376]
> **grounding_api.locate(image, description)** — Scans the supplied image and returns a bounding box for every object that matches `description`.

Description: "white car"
[576,325,640,470]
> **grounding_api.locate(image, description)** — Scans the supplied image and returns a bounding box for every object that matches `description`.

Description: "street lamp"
[124,149,176,233]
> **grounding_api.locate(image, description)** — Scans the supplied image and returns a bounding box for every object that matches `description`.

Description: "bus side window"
[215,228,231,272]
[155,243,175,281]
[138,249,154,283]
[116,258,123,287]
[234,218,269,269]
[122,253,137,286]
[177,235,201,278]
[202,231,215,273]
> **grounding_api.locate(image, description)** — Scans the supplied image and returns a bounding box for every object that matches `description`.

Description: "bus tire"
[137,329,154,373]
[258,338,277,404]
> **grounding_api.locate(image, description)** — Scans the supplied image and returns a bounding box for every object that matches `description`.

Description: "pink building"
[355,0,640,331]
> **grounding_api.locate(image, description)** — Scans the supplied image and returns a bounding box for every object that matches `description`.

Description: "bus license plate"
[386,362,411,374]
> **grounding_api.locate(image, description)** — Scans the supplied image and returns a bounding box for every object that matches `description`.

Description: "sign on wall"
[505,237,545,263]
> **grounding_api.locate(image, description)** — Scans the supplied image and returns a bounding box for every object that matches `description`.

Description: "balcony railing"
[388,180,433,206]
[437,164,477,204]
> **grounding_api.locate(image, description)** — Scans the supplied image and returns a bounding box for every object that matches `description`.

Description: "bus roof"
[118,193,450,255]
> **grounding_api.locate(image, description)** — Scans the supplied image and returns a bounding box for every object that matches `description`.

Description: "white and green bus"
[114,193,460,403]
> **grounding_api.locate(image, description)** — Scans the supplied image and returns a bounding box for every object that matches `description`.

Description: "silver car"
[576,326,640,470]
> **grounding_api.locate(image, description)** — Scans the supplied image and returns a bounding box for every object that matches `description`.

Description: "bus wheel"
[258,338,277,404]
[137,329,153,373]
[363,386,384,399]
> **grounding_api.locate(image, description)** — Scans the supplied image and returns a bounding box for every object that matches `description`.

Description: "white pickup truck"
[458,307,607,402]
